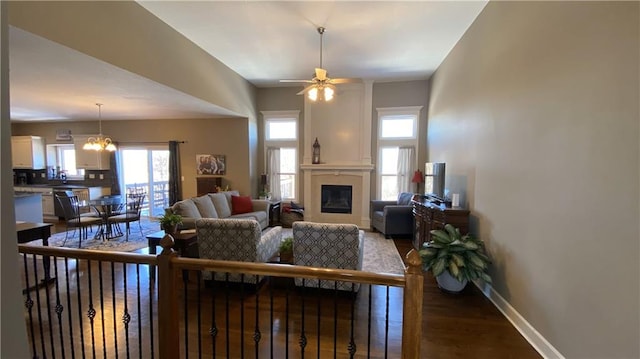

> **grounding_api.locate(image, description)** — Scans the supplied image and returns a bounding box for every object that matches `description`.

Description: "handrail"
[18,244,156,265]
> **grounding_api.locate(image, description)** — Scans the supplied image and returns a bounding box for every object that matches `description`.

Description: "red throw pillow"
[231,195,253,215]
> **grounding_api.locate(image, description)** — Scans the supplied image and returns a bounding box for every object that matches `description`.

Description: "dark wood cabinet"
[412,198,470,249]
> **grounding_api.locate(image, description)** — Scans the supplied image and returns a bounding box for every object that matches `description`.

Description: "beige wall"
[11,118,252,198]
[428,2,639,358]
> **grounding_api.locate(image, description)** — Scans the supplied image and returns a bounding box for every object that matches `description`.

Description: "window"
[46,144,85,179]
[262,111,299,202]
[376,107,422,201]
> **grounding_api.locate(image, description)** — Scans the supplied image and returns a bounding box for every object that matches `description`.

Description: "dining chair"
[108,192,146,241]
[55,194,103,248]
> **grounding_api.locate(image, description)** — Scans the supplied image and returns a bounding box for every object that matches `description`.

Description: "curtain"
[168,141,182,205]
[109,143,122,195]
[397,146,415,194]
[266,147,281,200]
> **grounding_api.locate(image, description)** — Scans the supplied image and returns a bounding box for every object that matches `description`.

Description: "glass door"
[119,146,170,217]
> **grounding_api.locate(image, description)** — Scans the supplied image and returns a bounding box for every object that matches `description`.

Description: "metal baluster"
[240,274,245,358]
[225,273,230,358]
[209,276,218,357]
[299,279,306,358]
[76,258,86,359]
[333,281,338,358]
[98,261,107,359]
[183,269,189,359]
[53,256,66,359]
[111,262,119,359]
[285,280,290,358]
[64,258,76,359]
[42,255,56,359]
[136,264,142,359]
[32,254,46,357]
[269,275,274,358]
[317,280,321,359]
[149,271,155,359]
[348,283,357,358]
[22,254,37,359]
[86,260,97,359]
[367,285,373,358]
[385,286,390,359]
[122,263,131,357]
[253,275,261,359]
[197,271,202,359]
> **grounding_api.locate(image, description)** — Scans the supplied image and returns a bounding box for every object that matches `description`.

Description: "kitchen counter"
[14,192,43,223]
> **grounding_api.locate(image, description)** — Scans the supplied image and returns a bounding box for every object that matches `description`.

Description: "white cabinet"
[11,136,46,169]
[73,136,111,170]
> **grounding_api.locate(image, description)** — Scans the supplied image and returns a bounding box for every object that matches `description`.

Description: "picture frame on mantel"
[196,154,226,175]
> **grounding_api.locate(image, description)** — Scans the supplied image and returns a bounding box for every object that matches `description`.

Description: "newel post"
[157,234,179,359]
[401,249,424,359]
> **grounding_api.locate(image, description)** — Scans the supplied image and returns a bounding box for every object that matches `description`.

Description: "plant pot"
[163,224,179,235]
[279,251,293,264]
[436,271,468,293]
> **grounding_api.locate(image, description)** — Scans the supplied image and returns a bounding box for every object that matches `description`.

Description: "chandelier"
[83,103,116,152]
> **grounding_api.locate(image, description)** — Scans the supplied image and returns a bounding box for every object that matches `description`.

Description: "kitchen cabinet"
[12,136,46,169]
[73,135,111,170]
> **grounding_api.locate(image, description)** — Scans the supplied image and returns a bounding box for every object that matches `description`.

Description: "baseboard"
[473,280,565,359]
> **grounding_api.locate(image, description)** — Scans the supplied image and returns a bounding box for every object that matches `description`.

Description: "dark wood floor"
[29,221,541,358]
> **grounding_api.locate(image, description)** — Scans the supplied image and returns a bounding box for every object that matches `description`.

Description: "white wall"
[428,2,639,357]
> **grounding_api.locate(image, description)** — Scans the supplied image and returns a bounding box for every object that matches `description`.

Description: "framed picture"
[196,154,226,175]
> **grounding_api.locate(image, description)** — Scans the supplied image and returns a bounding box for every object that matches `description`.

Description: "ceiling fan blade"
[329,78,359,84]
[297,84,316,95]
[280,79,314,83]
[315,68,327,81]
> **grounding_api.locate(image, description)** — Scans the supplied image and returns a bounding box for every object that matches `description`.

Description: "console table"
[411,198,470,249]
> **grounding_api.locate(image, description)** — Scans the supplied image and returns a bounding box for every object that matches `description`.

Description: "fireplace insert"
[321,185,352,214]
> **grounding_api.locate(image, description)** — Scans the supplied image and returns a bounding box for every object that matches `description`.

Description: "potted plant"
[279,236,294,263]
[419,223,492,293]
[159,213,182,235]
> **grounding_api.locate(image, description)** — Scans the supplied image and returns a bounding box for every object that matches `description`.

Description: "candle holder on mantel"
[312,138,321,164]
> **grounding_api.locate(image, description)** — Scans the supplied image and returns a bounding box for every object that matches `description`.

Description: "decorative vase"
[436,271,468,293]
[279,251,293,264]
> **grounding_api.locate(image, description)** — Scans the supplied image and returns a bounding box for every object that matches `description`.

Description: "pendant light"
[83,103,116,151]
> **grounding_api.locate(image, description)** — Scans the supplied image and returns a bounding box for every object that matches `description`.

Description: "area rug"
[280,228,406,275]
[25,217,161,252]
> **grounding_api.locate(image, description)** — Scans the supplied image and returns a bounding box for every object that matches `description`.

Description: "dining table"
[84,196,127,240]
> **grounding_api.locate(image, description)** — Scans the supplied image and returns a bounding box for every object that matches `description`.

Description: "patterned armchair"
[196,218,282,283]
[292,222,365,292]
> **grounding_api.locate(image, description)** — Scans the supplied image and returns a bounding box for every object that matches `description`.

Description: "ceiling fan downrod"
[318,27,325,70]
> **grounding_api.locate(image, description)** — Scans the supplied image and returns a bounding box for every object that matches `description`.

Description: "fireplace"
[321,185,352,214]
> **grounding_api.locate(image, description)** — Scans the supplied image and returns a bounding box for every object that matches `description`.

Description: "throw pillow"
[231,195,253,215]
[397,192,414,205]
[193,195,218,218]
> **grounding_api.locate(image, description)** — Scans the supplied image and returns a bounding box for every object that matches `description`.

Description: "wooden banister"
[157,234,179,359]
[401,249,424,359]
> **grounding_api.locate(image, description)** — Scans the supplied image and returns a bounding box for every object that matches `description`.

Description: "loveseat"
[292,221,365,292]
[370,192,415,238]
[166,191,270,230]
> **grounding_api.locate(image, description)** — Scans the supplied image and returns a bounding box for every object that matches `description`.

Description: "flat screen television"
[424,162,446,202]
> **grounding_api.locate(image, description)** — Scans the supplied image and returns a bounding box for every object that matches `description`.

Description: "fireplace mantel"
[300,164,374,172]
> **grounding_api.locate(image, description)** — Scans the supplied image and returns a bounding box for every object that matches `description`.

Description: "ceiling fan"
[280,27,355,102]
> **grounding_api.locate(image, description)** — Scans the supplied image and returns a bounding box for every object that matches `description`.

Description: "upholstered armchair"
[370,192,415,238]
[292,222,365,292]
[196,218,282,283]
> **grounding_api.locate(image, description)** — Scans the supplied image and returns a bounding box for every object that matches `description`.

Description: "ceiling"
[9,1,488,122]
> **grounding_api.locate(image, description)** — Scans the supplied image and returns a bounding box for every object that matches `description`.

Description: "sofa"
[166,191,270,230]
[196,218,282,283]
[292,221,365,292]
[370,192,415,238]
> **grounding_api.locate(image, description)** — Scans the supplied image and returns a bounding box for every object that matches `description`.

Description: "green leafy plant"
[279,236,293,253]
[419,224,492,284]
[159,213,182,228]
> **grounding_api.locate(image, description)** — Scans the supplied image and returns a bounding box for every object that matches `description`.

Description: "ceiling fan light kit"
[280,27,353,102]
[83,103,117,152]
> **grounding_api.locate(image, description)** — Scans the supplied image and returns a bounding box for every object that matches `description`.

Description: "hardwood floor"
[27,221,541,358]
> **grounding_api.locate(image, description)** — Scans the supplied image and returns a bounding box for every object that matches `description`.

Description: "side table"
[147,229,198,280]
[268,200,282,227]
